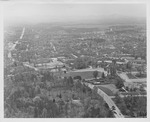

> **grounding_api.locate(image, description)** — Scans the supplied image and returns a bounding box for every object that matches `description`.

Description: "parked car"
[113,111,117,114]
[112,106,116,110]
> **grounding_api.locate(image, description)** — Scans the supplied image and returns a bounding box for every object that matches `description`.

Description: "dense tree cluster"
[115,78,124,89]
[93,71,98,79]
[4,69,113,118]
[73,57,97,69]
[114,94,147,117]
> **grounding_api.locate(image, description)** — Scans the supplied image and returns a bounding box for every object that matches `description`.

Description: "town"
[4,22,146,118]
[3,0,148,119]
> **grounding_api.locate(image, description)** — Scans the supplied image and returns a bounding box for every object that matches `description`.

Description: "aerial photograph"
[3,0,147,118]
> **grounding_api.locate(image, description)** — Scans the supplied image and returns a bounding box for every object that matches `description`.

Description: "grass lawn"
[63,70,102,79]
[126,73,137,79]
[135,73,147,78]
[99,84,118,94]
[98,86,115,96]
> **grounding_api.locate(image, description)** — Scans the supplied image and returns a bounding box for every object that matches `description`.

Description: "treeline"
[4,70,113,118]
[73,57,97,69]
[114,94,146,117]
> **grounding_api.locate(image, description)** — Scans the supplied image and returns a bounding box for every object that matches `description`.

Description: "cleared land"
[98,84,118,94]
[98,86,115,96]
[126,73,137,79]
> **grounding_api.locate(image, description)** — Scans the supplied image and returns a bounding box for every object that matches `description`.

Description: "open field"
[98,86,115,96]
[98,84,118,94]
[126,73,137,79]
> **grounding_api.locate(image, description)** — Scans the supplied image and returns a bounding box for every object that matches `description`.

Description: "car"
[112,106,116,110]
[113,111,117,114]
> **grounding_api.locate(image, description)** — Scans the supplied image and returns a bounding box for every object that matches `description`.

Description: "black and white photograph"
[1,0,149,119]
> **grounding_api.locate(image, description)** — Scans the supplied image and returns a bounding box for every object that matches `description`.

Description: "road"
[50,42,56,52]
[8,27,26,61]
[20,27,25,39]
[23,62,39,71]
[71,54,78,58]
[82,82,124,118]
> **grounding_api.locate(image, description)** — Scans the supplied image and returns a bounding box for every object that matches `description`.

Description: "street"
[83,82,124,118]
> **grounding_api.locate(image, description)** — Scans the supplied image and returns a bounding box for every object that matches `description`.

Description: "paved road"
[71,54,78,58]
[82,82,124,118]
[23,62,39,71]
[50,42,56,52]
[20,27,25,39]
[8,27,26,61]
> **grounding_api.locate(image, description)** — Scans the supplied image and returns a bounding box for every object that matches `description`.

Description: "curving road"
[82,82,124,118]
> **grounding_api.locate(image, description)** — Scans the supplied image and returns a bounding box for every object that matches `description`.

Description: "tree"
[59,93,62,99]
[126,61,132,73]
[122,96,147,117]
[68,76,74,87]
[64,102,69,117]
[83,98,108,118]
[41,108,47,118]
[115,77,124,89]
[34,107,39,118]
[101,72,105,79]
[104,103,109,109]
[110,64,116,76]
[34,85,41,95]
[115,93,123,104]
[74,76,82,81]
[134,55,138,60]
[137,66,144,76]
[63,76,67,86]
[93,71,98,79]
[139,85,145,92]
[74,58,87,69]
[107,108,114,118]
[115,80,124,89]
[82,79,86,83]
[125,86,129,91]
[50,102,60,117]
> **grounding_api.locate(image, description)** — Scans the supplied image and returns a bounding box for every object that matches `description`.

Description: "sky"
[3,2,146,25]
